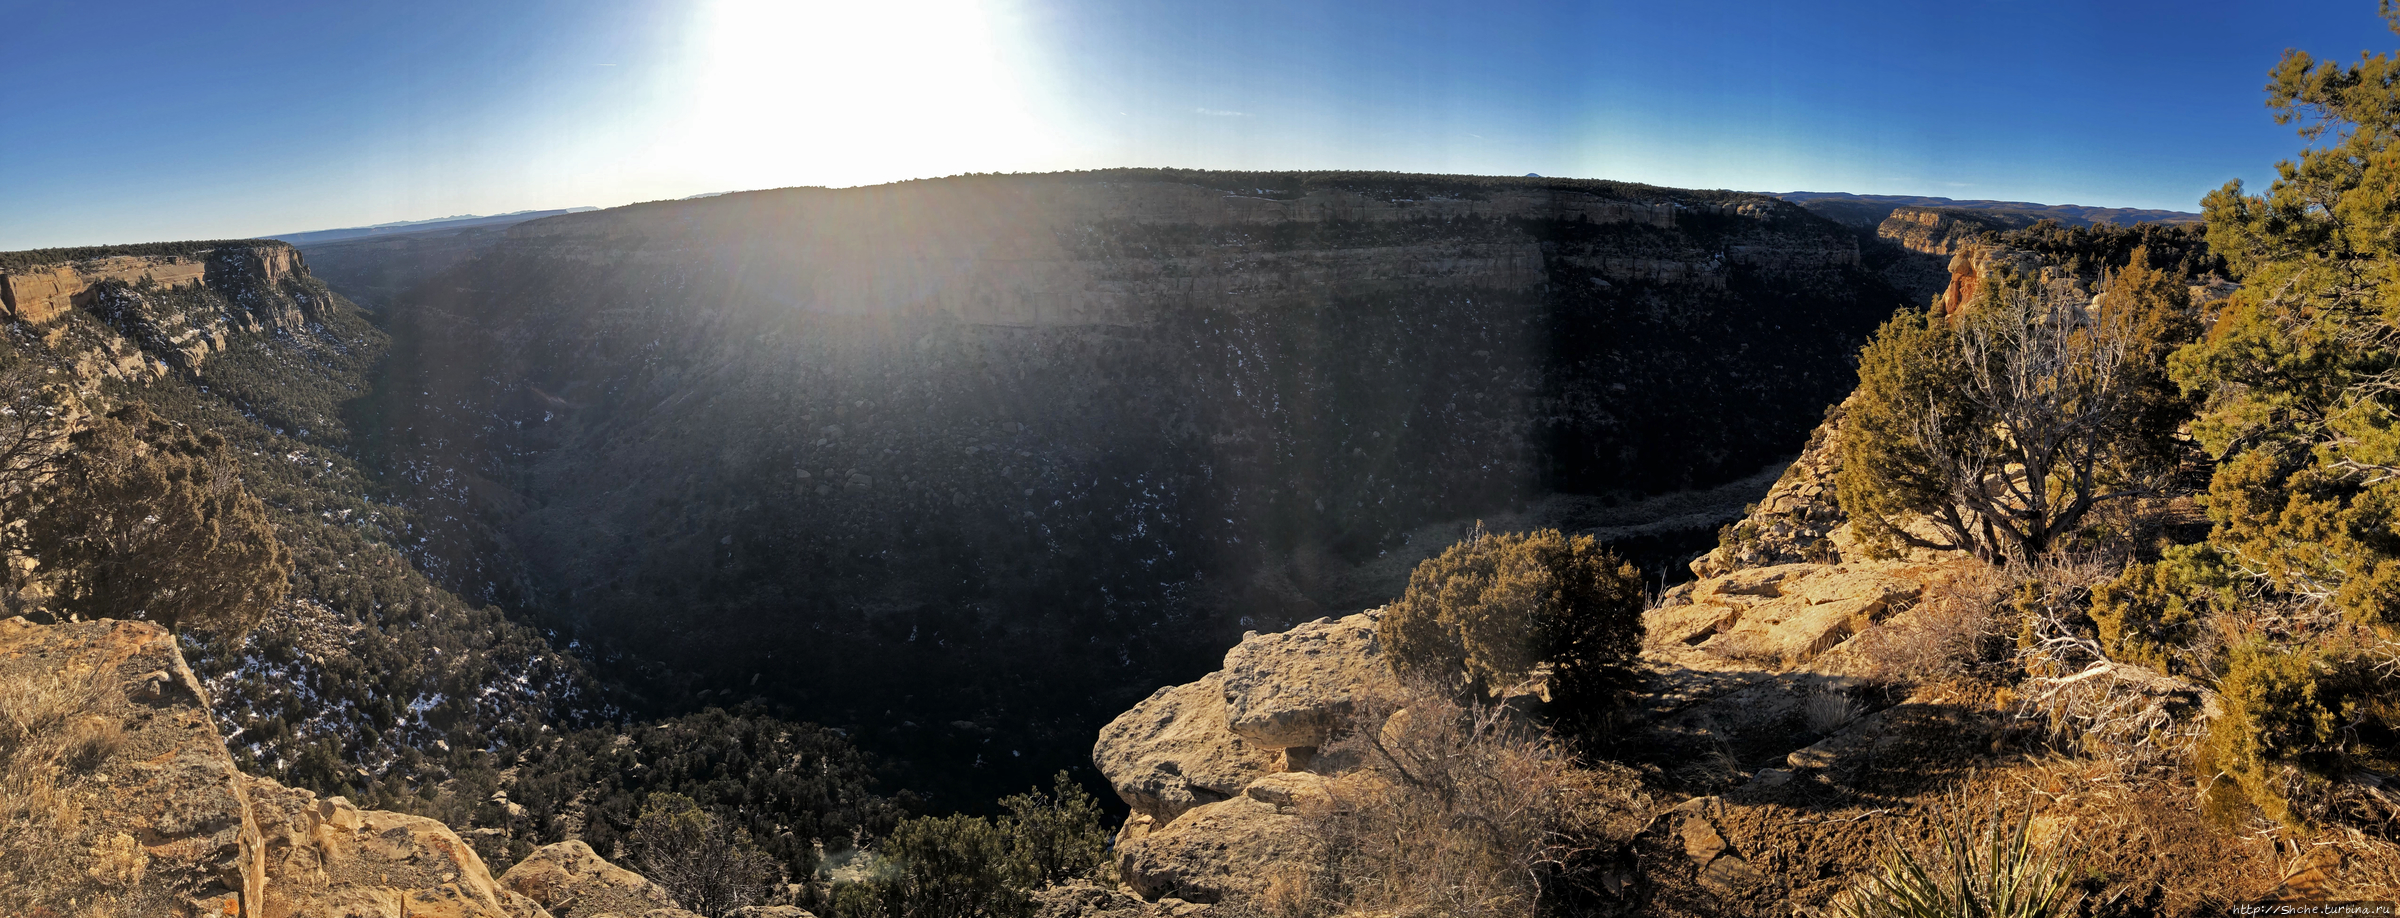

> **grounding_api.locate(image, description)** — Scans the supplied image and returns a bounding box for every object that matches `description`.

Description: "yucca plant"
[1842,800,2070,918]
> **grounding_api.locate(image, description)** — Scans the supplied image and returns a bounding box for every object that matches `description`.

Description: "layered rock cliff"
[0,238,600,845]
[1,242,316,333]
[0,617,715,918]
[1874,206,2033,257]
[350,170,1910,802]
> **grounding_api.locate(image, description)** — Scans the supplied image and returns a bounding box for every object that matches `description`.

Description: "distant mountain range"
[268,208,597,245]
[1776,191,2199,230]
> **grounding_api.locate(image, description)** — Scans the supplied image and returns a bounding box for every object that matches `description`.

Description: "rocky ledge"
[1092,610,1394,904]
[0,618,749,918]
[1081,428,1994,911]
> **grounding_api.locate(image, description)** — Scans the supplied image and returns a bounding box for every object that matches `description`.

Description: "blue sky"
[1,0,2391,249]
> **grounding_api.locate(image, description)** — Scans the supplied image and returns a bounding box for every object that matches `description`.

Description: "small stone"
[1700,853,1764,892]
[1680,815,1727,864]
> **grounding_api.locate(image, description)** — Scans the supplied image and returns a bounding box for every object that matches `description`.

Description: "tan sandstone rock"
[499,840,682,918]
[246,773,547,918]
[1240,771,1333,814]
[1219,611,1395,751]
[1652,562,1945,667]
[0,618,264,918]
[1115,795,1312,904]
[1093,672,1280,822]
[1,254,209,325]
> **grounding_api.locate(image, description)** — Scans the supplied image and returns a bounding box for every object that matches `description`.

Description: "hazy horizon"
[4,0,2390,250]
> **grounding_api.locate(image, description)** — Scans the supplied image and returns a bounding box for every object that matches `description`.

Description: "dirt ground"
[1616,672,2400,916]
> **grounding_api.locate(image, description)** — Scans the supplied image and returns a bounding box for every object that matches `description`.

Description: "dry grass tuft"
[64,716,125,774]
[0,666,178,917]
[1838,563,2012,687]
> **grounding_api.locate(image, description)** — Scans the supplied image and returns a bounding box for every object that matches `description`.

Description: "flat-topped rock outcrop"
[247,774,551,918]
[0,617,263,917]
[500,840,686,918]
[0,617,694,918]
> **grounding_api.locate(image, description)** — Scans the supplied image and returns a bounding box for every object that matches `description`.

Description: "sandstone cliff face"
[492,179,1851,328]
[0,236,604,831]
[2,254,208,324]
[1938,242,2095,318]
[0,243,313,328]
[0,618,689,918]
[0,242,329,379]
[1874,207,2033,258]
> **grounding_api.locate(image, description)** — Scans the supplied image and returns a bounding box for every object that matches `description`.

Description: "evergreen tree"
[2123,2,2400,828]
[1835,263,2184,562]
[25,407,290,635]
[1379,527,1644,723]
[2173,5,2400,626]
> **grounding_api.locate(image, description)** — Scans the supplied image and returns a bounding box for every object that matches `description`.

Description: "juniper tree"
[1835,260,2189,563]
[2143,0,2400,827]
[1379,527,1644,731]
[24,407,290,635]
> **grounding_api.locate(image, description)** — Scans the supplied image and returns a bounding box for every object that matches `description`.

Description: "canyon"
[339,170,1911,802]
[4,175,2384,915]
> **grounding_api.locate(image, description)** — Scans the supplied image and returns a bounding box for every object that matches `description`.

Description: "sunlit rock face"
[0,242,333,381]
[354,170,1904,801]
[1874,206,2033,258]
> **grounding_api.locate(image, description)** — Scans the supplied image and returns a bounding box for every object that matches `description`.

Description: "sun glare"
[665,0,1060,192]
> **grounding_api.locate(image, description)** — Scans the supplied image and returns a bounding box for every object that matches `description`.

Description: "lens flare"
[662,0,1060,191]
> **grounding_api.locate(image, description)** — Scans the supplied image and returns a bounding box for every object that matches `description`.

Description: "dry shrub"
[1976,753,2400,912]
[1269,677,1651,918]
[1839,563,2011,687]
[2007,557,2213,761]
[0,667,178,917]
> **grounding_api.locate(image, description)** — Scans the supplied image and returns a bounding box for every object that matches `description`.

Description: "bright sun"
[665,0,1060,191]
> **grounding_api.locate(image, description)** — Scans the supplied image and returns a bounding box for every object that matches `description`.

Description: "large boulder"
[499,840,682,918]
[1649,562,1948,667]
[246,773,547,918]
[1219,611,1395,750]
[1115,794,1313,904]
[1093,672,1280,822]
[0,618,264,918]
[1705,563,1936,664]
